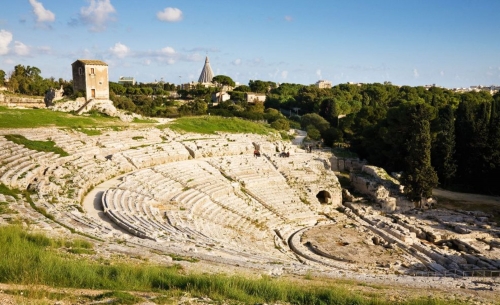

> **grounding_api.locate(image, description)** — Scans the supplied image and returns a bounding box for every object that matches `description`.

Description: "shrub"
[271,118,290,131]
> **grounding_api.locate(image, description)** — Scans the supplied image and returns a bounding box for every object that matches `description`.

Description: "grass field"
[164,116,274,135]
[0,225,460,305]
[0,106,123,129]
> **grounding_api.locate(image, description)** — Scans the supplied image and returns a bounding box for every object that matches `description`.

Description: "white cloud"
[440,70,444,76]
[80,0,116,32]
[281,70,288,79]
[13,41,30,56]
[0,29,13,55]
[157,7,183,22]
[316,69,322,78]
[29,0,55,23]
[109,42,129,58]
[413,68,419,78]
[284,15,293,22]
[161,46,175,55]
[37,46,52,54]
[184,53,203,62]
[232,58,241,66]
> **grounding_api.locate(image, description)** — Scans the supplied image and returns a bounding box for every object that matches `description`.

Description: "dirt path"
[433,188,500,206]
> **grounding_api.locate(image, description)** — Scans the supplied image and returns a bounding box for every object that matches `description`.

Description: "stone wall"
[0,93,45,108]
[330,156,366,172]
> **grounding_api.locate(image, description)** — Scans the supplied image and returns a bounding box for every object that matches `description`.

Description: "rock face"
[349,165,414,213]
[49,98,118,118]
[50,98,86,112]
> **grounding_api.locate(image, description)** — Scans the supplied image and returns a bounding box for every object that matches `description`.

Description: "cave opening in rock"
[316,190,331,204]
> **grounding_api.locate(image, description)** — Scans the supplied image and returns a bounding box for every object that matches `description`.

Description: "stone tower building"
[72,59,109,101]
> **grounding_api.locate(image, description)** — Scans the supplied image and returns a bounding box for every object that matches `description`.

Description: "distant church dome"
[198,56,214,83]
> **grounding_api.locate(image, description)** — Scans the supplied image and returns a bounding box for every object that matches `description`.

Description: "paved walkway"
[291,129,306,146]
[433,188,500,206]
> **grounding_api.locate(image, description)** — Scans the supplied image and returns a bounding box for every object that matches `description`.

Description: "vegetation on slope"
[0,106,122,129]
[0,225,459,305]
[5,134,69,156]
[164,116,274,135]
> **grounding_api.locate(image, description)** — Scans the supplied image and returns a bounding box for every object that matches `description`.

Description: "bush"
[306,125,321,140]
[322,127,343,146]
[271,118,290,131]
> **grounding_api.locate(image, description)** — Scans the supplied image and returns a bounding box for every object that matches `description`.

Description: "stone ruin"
[0,127,498,285]
[44,85,65,106]
[348,165,415,213]
[331,155,420,213]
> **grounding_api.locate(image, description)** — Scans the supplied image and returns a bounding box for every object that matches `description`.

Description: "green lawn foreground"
[0,224,460,305]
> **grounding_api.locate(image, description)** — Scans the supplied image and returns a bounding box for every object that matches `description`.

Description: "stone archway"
[316,190,331,204]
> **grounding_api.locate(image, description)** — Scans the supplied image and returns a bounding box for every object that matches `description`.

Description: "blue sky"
[1,0,499,88]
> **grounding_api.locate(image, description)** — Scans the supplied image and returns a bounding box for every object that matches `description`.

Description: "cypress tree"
[400,103,438,205]
[454,99,476,189]
[486,99,500,194]
[431,105,457,187]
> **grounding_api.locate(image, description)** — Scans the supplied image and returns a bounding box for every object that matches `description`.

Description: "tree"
[270,118,290,131]
[178,99,207,116]
[109,82,126,95]
[300,113,330,134]
[229,91,245,102]
[306,125,321,140]
[486,98,500,194]
[249,80,275,93]
[399,102,438,205]
[247,100,265,114]
[212,75,235,88]
[212,75,235,102]
[431,105,457,187]
[454,95,492,192]
[322,127,343,146]
[233,85,250,92]
[264,108,283,123]
[0,69,5,86]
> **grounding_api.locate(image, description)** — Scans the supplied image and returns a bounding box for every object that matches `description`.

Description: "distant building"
[246,92,266,103]
[181,81,215,91]
[198,56,214,84]
[316,80,332,89]
[212,92,230,103]
[118,76,136,86]
[72,59,109,101]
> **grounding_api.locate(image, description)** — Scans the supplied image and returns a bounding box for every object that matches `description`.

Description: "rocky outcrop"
[49,97,87,112]
[349,165,414,213]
